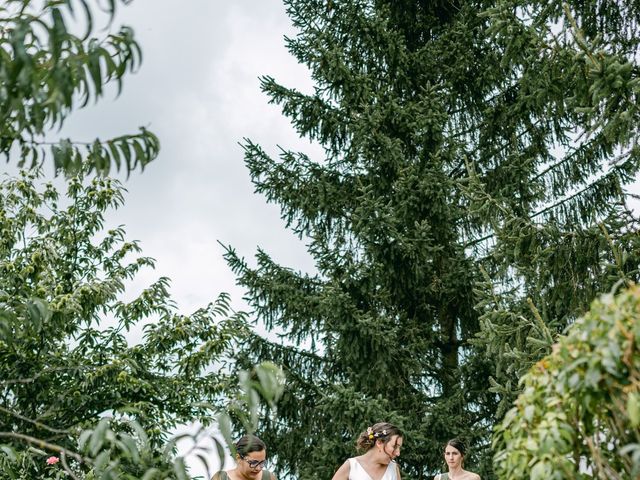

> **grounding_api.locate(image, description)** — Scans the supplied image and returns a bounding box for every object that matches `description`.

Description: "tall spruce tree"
[225,1,640,479]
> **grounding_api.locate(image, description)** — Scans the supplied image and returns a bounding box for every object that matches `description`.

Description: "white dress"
[348,458,398,480]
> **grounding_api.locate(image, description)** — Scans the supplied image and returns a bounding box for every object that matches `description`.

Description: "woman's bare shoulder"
[331,458,352,480]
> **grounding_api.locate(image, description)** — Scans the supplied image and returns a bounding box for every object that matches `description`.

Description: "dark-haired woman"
[434,439,480,480]
[331,422,403,480]
[212,435,276,480]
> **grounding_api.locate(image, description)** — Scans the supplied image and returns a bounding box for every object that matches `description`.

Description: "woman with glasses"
[331,422,403,480]
[212,434,276,480]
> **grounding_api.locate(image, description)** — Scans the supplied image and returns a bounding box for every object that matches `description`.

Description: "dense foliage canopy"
[0,170,285,479]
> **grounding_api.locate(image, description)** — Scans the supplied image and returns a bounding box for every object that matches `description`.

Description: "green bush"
[494,284,640,479]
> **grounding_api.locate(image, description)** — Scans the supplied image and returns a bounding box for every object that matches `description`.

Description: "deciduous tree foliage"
[0,170,286,479]
[0,0,159,175]
[0,170,273,479]
[225,0,640,478]
[494,283,640,479]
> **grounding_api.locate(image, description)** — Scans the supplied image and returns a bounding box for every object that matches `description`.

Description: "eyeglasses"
[240,456,267,470]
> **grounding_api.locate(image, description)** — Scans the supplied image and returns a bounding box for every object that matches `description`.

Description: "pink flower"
[46,456,59,465]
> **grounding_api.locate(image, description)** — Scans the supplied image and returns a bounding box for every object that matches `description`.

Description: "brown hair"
[235,434,266,456]
[444,438,466,456]
[356,422,403,452]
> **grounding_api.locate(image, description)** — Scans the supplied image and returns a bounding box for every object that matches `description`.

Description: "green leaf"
[89,419,110,457]
[173,457,188,480]
[628,392,640,427]
[217,414,233,453]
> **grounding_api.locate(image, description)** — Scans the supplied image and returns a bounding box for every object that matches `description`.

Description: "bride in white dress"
[331,422,403,480]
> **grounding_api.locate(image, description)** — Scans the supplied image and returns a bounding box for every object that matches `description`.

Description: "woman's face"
[444,445,463,470]
[237,449,267,480]
[379,435,403,463]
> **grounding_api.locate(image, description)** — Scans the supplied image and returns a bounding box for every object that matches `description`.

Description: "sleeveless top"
[348,458,398,480]
[435,474,449,480]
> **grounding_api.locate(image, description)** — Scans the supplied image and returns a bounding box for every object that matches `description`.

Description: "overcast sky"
[54,1,317,477]
[60,0,318,312]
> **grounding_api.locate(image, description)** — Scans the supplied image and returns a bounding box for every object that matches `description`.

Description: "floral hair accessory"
[367,426,388,440]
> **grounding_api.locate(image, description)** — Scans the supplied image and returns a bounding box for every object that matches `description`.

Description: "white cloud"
[56,0,318,315]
